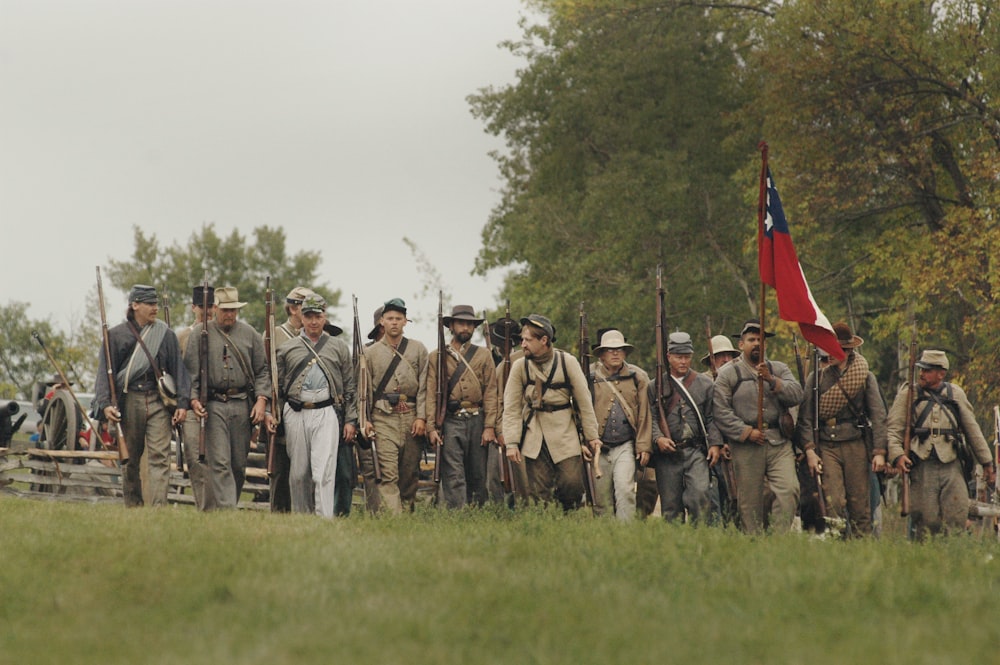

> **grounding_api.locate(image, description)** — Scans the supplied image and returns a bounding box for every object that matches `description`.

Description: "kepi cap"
[300,293,327,314]
[915,349,949,371]
[128,285,157,304]
[367,305,385,340]
[286,286,314,305]
[520,314,556,343]
[382,298,407,316]
[667,331,694,355]
[733,318,775,339]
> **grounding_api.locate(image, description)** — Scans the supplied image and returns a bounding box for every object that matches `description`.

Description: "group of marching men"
[93,282,997,537]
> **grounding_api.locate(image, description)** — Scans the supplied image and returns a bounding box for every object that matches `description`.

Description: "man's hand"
[656,436,677,453]
[190,399,207,419]
[250,396,267,424]
[871,453,886,473]
[411,418,426,437]
[343,422,357,443]
[637,451,650,468]
[805,448,822,477]
[983,462,997,487]
[746,428,767,445]
[895,454,912,474]
[481,426,496,448]
[103,405,121,424]
[428,430,443,447]
[506,446,522,465]
[706,445,722,467]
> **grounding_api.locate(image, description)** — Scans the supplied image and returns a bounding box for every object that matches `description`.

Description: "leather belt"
[211,390,248,402]
[287,397,334,412]
[532,403,571,413]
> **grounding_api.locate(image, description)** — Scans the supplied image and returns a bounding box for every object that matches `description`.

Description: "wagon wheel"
[32,390,80,492]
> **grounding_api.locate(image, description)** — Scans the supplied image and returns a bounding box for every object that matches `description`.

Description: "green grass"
[1,498,997,665]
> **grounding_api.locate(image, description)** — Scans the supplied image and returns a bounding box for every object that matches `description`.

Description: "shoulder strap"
[215,326,255,387]
[446,344,480,397]
[373,338,408,400]
[291,335,340,401]
[670,372,707,439]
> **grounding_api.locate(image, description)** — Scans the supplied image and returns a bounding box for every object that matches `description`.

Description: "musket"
[481,309,509,492]
[32,331,104,453]
[96,267,129,463]
[900,329,918,517]
[198,272,209,462]
[705,316,717,380]
[811,346,828,519]
[579,302,601,491]
[498,300,517,494]
[353,295,381,482]
[162,292,186,476]
[263,276,280,477]
[654,266,672,442]
[433,291,446,484]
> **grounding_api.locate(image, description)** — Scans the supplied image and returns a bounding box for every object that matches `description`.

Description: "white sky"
[1,0,533,345]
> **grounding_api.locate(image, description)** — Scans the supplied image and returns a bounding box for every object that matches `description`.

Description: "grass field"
[1,497,997,665]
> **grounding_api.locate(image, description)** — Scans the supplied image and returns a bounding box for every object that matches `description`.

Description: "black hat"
[732,318,775,339]
[324,322,344,337]
[192,285,215,306]
[490,317,521,346]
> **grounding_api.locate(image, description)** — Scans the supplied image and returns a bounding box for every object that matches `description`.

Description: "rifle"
[96,267,129,463]
[578,302,601,503]
[263,276,279,477]
[654,266,672,446]
[811,346,828,519]
[433,291,446,484]
[162,292,186,477]
[353,295,381,482]
[705,316,717,380]
[992,406,1000,540]
[900,329,918,517]
[198,272,209,462]
[32,331,104,453]
[481,309,510,492]
[498,300,517,494]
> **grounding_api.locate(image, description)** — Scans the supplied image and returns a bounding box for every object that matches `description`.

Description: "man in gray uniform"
[888,349,996,539]
[177,284,215,510]
[187,286,270,510]
[95,284,190,507]
[650,331,722,522]
[713,319,803,533]
[276,293,357,517]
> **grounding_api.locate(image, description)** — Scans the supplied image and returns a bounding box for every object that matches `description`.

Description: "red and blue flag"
[758,165,845,362]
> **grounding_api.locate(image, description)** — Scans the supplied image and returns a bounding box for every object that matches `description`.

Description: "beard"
[748,347,761,364]
[454,331,473,344]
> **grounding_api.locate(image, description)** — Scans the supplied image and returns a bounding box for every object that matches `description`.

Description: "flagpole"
[756,141,769,431]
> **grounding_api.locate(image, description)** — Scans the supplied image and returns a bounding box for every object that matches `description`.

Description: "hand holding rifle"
[353,295,381,482]
[96,266,129,462]
[897,328,918,516]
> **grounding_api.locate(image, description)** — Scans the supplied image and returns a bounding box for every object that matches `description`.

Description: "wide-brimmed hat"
[285,286,314,305]
[442,305,484,326]
[520,314,556,343]
[128,285,157,304]
[367,305,385,340]
[324,322,343,337]
[701,335,739,366]
[667,331,694,355]
[490,317,521,346]
[915,349,949,371]
[732,318,775,339]
[214,286,247,310]
[832,321,864,349]
[192,285,215,306]
[594,329,634,355]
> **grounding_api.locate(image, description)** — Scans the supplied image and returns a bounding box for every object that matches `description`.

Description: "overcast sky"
[1,0,534,345]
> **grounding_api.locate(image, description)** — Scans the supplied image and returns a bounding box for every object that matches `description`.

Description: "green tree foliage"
[470,1,767,366]
[0,303,93,400]
[746,0,1000,405]
[105,224,335,331]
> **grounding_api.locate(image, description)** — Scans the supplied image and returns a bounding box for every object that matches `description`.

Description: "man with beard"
[713,319,803,533]
[426,304,498,509]
[187,286,270,510]
[650,332,722,523]
[502,314,600,511]
[95,284,190,506]
[887,349,996,539]
[360,298,428,513]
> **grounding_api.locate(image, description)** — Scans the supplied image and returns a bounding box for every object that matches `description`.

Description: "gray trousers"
[181,409,212,510]
[819,438,872,536]
[439,413,487,509]
[654,446,711,523]
[732,439,799,533]
[121,391,172,507]
[526,442,585,511]
[204,397,252,510]
[283,392,340,518]
[910,456,969,539]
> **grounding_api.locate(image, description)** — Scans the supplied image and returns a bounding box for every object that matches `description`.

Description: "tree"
[105,224,335,331]
[0,302,93,400]
[469,1,764,366]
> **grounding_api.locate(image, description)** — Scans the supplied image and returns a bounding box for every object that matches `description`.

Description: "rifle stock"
[578,302,600,489]
[263,276,279,477]
[96,267,129,463]
[353,295,381,483]
[433,291,446,484]
[654,266,671,442]
[499,300,517,494]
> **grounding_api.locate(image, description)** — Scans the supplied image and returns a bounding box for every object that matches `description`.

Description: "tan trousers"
[819,438,872,535]
[121,391,171,507]
[732,439,799,533]
[371,410,421,514]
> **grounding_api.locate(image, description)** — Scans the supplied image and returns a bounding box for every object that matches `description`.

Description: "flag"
[758,163,846,362]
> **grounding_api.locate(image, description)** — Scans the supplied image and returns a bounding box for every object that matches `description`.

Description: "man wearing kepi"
[650,331,722,522]
[713,319,803,533]
[589,329,652,520]
[362,298,428,513]
[276,293,357,518]
[267,285,314,513]
[887,349,996,538]
[95,284,190,507]
[177,283,215,510]
[503,314,601,511]
[798,322,888,537]
[187,286,270,510]
[426,305,498,509]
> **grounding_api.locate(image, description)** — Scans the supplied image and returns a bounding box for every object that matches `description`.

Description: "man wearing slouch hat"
[95,284,190,507]
[797,322,887,537]
[178,284,215,509]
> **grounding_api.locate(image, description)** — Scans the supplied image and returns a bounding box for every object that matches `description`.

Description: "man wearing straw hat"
[589,328,651,520]
[426,304,498,509]
[797,322,888,537]
[713,318,803,533]
[187,286,270,510]
[887,348,996,538]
